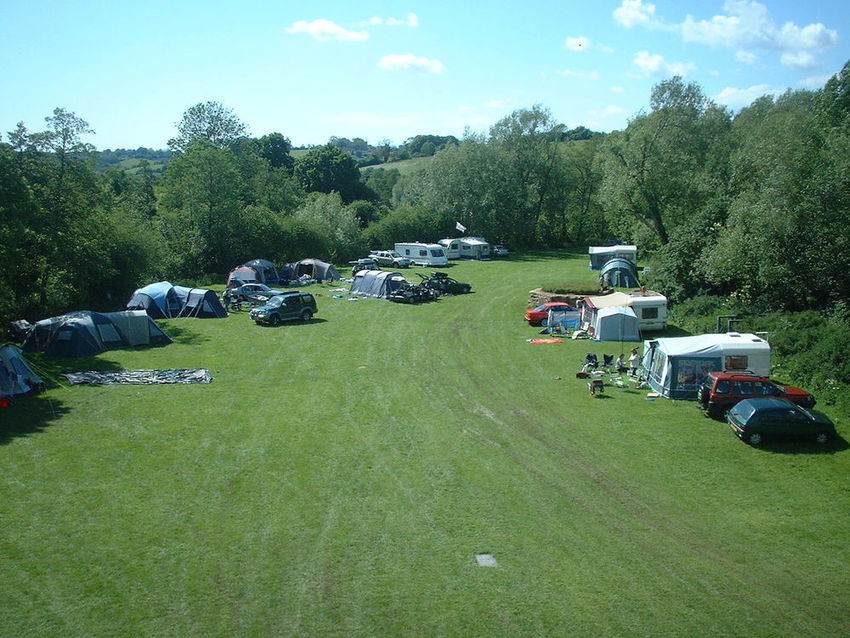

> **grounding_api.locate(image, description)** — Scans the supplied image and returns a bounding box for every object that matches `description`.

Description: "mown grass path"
[2,251,848,636]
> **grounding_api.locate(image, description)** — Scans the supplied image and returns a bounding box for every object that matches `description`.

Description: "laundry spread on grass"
[63,369,212,385]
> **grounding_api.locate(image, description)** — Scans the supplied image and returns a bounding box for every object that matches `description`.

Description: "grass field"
[2,251,849,637]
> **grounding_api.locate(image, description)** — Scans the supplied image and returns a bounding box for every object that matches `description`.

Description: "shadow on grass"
[256,318,328,328]
[748,434,849,455]
[161,323,210,345]
[0,393,70,445]
[507,249,586,262]
[654,325,693,338]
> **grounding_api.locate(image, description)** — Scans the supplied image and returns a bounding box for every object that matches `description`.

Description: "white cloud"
[614,0,657,28]
[715,84,779,108]
[361,12,419,27]
[679,1,837,68]
[558,69,600,80]
[735,50,758,64]
[780,51,817,70]
[798,74,831,90]
[610,85,624,93]
[600,105,628,117]
[633,51,694,77]
[565,36,590,51]
[378,53,445,74]
[285,19,369,41]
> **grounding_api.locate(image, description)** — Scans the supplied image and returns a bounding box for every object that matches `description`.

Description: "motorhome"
[394,242,449,267]
[438,237,491,260]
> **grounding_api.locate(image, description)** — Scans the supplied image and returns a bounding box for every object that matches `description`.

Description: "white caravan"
[394,242,449,267]
[582,290,668,331]
[438,237,491,260]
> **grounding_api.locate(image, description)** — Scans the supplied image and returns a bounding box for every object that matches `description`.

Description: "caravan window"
[462,245,470,251]
[419,250,427,257]
[641,307,658,319]
[431,249,445,257]
[726,355,748,370]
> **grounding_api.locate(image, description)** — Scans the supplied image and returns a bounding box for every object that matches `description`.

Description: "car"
[369,250,413,268]
[727,398,836,446]
[388,282,437,304]
[524,302,577,326]
[697,371,815,419]
[349,258,379,274]
[230,282,285,302]
[417,272,472,295]
[492,244,509,257]
[249,291,317,326]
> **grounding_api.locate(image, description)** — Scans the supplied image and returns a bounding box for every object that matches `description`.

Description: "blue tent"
[600,258,639,288]
[22,310,172,358]
[592,306,640,342]
[127,282,226,318]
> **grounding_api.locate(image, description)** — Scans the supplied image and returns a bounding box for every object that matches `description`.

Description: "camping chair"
[588,379,605,395]
[581,353,598,372]
[602,354,614,369]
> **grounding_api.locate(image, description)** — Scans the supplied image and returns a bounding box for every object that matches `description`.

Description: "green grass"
[370,155,435,175]
[2,252,849,636]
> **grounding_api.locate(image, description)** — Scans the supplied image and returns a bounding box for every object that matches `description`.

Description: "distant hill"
[97,148,172,174]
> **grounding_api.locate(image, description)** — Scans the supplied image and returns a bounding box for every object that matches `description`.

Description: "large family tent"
[592,306,640,342]
[0,345,44,399]
[23,310,172,358]
[281,258,341,282]
[588,244,637,270]
[349,270,408,298]
[642,333,771,400]
[600,257,639,288]
[242,259,280,283]
[126,282,227,318]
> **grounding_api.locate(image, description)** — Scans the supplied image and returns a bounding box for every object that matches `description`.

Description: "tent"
[0,345,44,399]
[227,266,259,287]
[600,257,639,288]
[23,310,172,358]
[545,308,582,331]
[349,270,407,298]
[126,282,226,318]
[281,258,341,282]
[592,306,640,342]
[642,333,771,400]
[588,244,637,269]
[242,259,280,283]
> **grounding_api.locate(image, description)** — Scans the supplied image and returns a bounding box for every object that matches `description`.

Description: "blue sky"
[1,0,848,150]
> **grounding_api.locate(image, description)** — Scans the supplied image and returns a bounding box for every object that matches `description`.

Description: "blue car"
[727,398,836,446]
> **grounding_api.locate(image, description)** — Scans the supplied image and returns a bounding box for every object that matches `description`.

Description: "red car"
[698,371,815,419]
[525,302,576,326]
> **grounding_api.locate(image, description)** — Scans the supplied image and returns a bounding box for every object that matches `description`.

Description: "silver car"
[369,250,413,268]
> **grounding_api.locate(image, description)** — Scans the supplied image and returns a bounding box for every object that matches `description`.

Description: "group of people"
[584,347,641,375]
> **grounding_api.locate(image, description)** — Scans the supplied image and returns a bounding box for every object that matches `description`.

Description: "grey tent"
[349,270,408,298]
[23,310,171,358]
[0,345,44,399]
[592,306,640,342]
[126,282,227,318]
[600,258,639,288]
[282,258,341,282]
[242,259,280,283]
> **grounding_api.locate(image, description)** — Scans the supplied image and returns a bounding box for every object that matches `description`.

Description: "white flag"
[455,221,467,232]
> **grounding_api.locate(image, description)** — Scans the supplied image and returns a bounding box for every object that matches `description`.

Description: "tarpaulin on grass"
[63,369,212,385]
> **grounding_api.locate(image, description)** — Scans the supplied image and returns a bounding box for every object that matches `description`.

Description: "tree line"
[2,61,849,331]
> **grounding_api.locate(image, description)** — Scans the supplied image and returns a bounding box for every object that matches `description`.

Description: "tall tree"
[168,101,247,153]
[294,144,373,203]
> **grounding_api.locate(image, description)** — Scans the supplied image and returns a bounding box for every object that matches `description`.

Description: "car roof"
[736,397,796,410]
[709,371,769,381]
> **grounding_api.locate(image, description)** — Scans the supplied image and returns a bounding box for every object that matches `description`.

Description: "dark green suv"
[249,292,317,326]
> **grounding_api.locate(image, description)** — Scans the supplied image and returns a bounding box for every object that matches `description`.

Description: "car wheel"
[301,309,313,321]
[815,431,831,445]
[269,314,281,326]
[709,406,727,420]
[747,431,764,446]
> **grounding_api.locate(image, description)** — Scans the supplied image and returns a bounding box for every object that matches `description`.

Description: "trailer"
[438,237,491,260]
[394,242,449,267]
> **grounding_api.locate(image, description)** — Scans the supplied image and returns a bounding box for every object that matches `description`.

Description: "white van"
[394,242,449,267]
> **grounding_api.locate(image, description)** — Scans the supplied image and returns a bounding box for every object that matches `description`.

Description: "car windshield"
[265,296,284,308]
[731,401,758,421]
[255,284,271,292]
[533,304,548,311]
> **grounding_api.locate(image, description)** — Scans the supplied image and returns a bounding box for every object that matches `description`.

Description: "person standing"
[628,347,640,376]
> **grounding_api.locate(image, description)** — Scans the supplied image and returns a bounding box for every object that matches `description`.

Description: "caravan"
[438,237,491,260]
[394,242,448,267]
[642,333,771,400]
[582,291,668,332]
